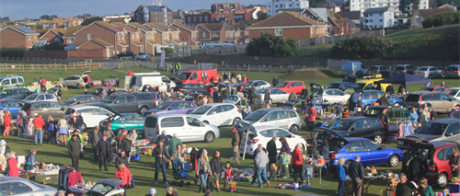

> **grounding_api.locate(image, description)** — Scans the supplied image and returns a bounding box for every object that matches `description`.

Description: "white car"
[190,103,243,127]
[414,66,442,78]
[256,88,291,104]
[0,177,57,196]
[322,89,351,104]
[449,87,460,101]
[143,114,220,143]
[64,106,115,130]
[236,124,307,156]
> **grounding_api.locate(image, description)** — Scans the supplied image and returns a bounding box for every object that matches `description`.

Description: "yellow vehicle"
[344,76,389,94]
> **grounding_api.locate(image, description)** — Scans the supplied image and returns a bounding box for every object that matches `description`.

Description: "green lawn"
[384,25,459,42]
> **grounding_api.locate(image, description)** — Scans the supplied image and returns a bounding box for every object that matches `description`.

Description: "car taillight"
[106,122,112,127]
[403,70,406,72]
[331,152,337,160]
[250,139,259,144]
[428,164,437,172]
[258,95,262,98]
[26,110,31,114]
[156,125,159,135]
[424,72,427,75]
[180,89,184,91]
[238,110,241,113]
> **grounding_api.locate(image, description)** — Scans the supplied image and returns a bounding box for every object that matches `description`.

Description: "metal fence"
[191,45,247,55]
[296,29,385,47]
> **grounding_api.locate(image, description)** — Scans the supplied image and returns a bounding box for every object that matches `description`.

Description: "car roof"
[147,113,189,118]
[449,87,460,90]
[409,91,443,95]
[202,103,234,106]
[337,116,368,121]
[396,64,410,66]
[31,93,55,95]
[280,80,303,83]
[69,105,101,109]
[0,176,29,182]
[1,88,28,91]
[345,137,372,142]
[120,113,141,116]
[26,101,60,104]
[419,66,433,68]
[362,90,383,93]
[371,65,385,67]
[73,95,97,97]
[0,75,22,79]
[428,118,460,124]
[255,108,291,112]
[433,141,459,148]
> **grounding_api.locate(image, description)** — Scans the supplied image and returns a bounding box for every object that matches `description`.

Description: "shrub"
[0,47,25,57]
[330,36,396,59]
[164,47,174,57]
[246,32,297,57]
[422,11,460,28]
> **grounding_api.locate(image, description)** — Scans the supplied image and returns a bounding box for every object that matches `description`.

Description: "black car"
[363,106,389,118]
[314,117,387,144]
[325,81,354,91]
[90,92,155,114]
[393,64,416,75]
[61,95,101,107]
[181,83,208,95]
[369,65,390,77]
[115,51,135,59]
[0,88,33,100]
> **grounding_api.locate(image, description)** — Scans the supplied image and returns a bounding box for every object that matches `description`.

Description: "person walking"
[337,157,346,196]
[231,127,240,165]
[33,114,45,145]
[170,64,175,77]
[175,62,182,77]
[379,93,391,107]
[89,126,103,162]
[97,135,112,171]
[57,116,69,146]
[46,116,56,144]
[266,137,277,166]
[306,133,318,158]
[197,150,211,193]
[153,140,170,186]
[264,89,271,108]
[255,144,271,188]
[75,112,84,131]
[24,148,37,171]
[417,177,433,196]
[248,87,256,105]
[348,156,364,196]
[449,148,460,177]
[6,153,18,177]
[115,163,132,196]
[211,151,222,192]
[272,76,279,87]
[116,150,129,169]
[386,83,394,95]
[67,134,82,170]
[291,143,304,183]
[168,133,182,157]
[2,110,10,136]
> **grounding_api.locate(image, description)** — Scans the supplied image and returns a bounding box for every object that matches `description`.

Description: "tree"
[202,11,211,14]
[40,15,51,20]
[399,0,408,13]
[81,16,103,25]
[412,0,420,11]
[2,16,9,21]
[82,13,92,19]
[257,11,268,20]
[310,0,327,7]
[50,15,58,19]
[34,24,43,29]
[246,32,297,57]
[331,36,396,59]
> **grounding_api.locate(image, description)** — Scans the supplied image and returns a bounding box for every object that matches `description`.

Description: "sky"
[1,0,268,20]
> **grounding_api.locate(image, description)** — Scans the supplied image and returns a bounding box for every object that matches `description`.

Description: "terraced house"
[0,26,39,49]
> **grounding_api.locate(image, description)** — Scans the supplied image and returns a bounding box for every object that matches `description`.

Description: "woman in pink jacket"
[115,163,132,196]
[305,106,317,130]
[3,111,11,136]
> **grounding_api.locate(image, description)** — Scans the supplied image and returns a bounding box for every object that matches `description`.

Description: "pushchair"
[171,158,189,186]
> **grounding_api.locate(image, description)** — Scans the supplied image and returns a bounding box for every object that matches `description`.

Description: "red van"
[276,80,305,94]
[180,69,218,84]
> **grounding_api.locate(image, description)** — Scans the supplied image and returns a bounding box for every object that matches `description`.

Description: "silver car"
[243,80,271,91]
[445,64,460,79]
[255,88,291,104]
[23,93,58,103]
[414,66,442,79]
[240,108,302,134]
[62,71,91,88]
[0,176,57,196]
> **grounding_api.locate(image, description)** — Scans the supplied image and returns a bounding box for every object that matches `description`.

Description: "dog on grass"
[269,163,278,180]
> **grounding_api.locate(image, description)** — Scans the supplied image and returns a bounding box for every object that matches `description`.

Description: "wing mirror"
[349,128,356,132]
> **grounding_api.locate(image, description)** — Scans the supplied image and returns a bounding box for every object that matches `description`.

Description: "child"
[206,172,214,192]
[223,161,232,190]
[281,152,290,178]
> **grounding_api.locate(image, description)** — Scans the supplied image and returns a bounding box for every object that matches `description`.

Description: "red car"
[419,86,449,93]
[276,81,305,95]
[398,137,460,188]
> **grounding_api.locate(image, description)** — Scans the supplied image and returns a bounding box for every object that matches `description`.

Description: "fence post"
[198,63,201,70]
[65,64,67,71]
[258,64,261,72]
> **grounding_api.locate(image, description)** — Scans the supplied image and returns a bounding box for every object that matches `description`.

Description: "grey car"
[240,108,302,134]
[21,101,66,119]
[414,66,442,79]
[405,118,460,142]
[393,64,416,75]
[0,176,57,196]
[404,92,460,113]
[369,65,390,77]
[243,80,271,91]
[61,95,100,107]
[255,88,291,105]
[23,93,58,103]
[0,88,32,100]
[445,64,460,79]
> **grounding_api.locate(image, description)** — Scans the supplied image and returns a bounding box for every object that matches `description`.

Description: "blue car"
[360,90,403,110]
[316,129,403,168]
[0,100,25,118]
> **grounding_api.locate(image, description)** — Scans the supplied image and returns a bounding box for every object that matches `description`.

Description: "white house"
[362,7,395,29]
[350,0,428,15]
[267,0,309,17]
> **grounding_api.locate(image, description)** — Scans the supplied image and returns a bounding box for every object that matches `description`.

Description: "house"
[169,22,199,46]
[196,23,227,43]
[248,12,327,40]
[134,5,174,25]
[0,26,39,49]
[231,24,250,44]
[278,8,348,35]
[103,15,132,23]
[144,23,182,46]
[337,11,361,24]
[38,28,66,44]
[173,15,184,24]
[410,8,454,28]
[267,0,310,17]
[63,26,84,45]
[184,13,212,26]
[111,22,144,54]
[128,22,157,54]
[362,7,395,29]
[211,3,244,14]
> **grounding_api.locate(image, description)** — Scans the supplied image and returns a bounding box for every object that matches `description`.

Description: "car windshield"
[277,82,288,87]
[65,97,77,103]
[24,94,38,100]
[102,96,116,103]
[183,84,197,88]
[0,90,9,95]
[395,66,405,70]
[326,83,341,88]
[244,110,268,121]
[180,73,191,80]
[352,83,366,89]
[329,120,354,130]
[450,89,459,96]
[418,67,429,71]
[29,180,45,188]
[90,183,115,194]
[155,102,170,110]
[416,123,448,135]
[419,87,434,92]
[256,89,269,93]
[370,67,380,70]
[448,66,459,71]
[191,105,212,114]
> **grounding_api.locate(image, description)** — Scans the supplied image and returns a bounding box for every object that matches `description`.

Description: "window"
[67,38,72,43]
[445,123,460,136]
[209,106,223,114]
[379,19,383,22]
[415,17,420,23]
[289,111,297,118]
[115,97,125,104]
[199,16,202,21]
[363,141,380,151]
[351,120,365,130]
[54,38,60,43]
[275,28,283,35]
[379,13,383,16]
[87,34,91,40]
[279,111,289,119]
[370,14,373,16]
[437,149,446,160]
[380,25,383,28]
[346,142,365,152]
[136,33,139,39]
[223,105,234,112]
[27,35,31,40]
[45,94,54,100]
[274,129,291,138]
[37,95,45,101]
[203,32,206,37]
[10,78,17,84]
[9,182,33,194]
[194,16,196,21]
[186,117,201,127]
[264,112,278,121]
[126,96,135,103]
[94,108,107,115]
[370,20,373,22]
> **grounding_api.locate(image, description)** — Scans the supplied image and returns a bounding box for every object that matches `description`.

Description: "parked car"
[180,83,208,95]
[62,71,91,88]
[393,64,416,75]
[0,176,57,196]
[136,52,152,61]
[403,118,460,142]
[418,86,449,93]
[84,178,125,196]
[414,66,442,79]
[115,51,135,59]
[449,87,460,101]
[445,64,460,79]
[143,113,220,143]
[0,75,25,89]
[0,88,32,100]
[65,106,116,130]
[143,100,196,116]
[243,80,271,91]
[369,65,390,77]
[322,89,351,104]
[341,61,368,78]
[276,81,305,95]
[100,113,146,134]
[363,106,389,118]
[240,108,302,134]
[325,81,354,91]
[360,90,404,110]
[61,95,100,107]
[0,100,25,118]
[397,137,460,187]
[235,123,307,156]
[190,103,242,127]
[22,101,66,119]
[91,92,155,114]
[281,99,307,110]
[317,129,403,167]
[22,93,58,103]
[345,78,389,94]
[180,69,218,84]
[404,92,460,113]
[314,117,387,144]
[255,88,291,105]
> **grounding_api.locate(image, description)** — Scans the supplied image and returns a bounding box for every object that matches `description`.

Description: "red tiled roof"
[203,23,224,31]
[249,12,326,28]
[93,38,112,47]
[111,22,137,32]
[128,22,151,32]
[63,26,84,38]
[94,21,122,32]
[170,22,195,32]
[412,8,453,19]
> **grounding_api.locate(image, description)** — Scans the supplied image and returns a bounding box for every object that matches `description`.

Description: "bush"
[164,47,174,57]
[0,47,25,57]
[246,32,297,57]
[422,11,460,28]
[331,36,396,59]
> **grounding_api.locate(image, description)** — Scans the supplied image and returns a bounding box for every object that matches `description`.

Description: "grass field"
[1,67,459,196]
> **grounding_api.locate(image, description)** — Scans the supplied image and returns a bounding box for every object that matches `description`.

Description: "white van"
[124,72,176,92]
[341,61,368,78]
[0,75,25,88]
[143,114,220,143]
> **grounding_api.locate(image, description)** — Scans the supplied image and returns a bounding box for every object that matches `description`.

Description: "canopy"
[375,73,432,88]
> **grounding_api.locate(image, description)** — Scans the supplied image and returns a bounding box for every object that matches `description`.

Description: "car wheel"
[437,173,448,188]
[203,121,209,124]
[139,106,148,114]
[232,117,241,126]
[81,123,87,131]
[393,102,401,107]
[373,134,383,144]
[289,125,299,134]
[388,155,399,167]
[204,132,215,143]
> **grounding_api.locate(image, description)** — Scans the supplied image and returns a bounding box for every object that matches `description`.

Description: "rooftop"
[248,12,326,28]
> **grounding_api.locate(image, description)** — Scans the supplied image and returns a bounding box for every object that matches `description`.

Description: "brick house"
[38,28,66,44]
[248,12,327,40]
[111,22,144,54]
[196,23,227,43]
[211,3,244,14]
[0,26,39,49]
[144,23,182,46]
[128,22,157,54]
[63,26,85,45]
[169,22,199,46]
[134,5,174,25]
[410,8,453,28]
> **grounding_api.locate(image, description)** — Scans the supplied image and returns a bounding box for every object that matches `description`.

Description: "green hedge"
[246,32,297,57]
[0,47,25,58]
[422,11,460,28]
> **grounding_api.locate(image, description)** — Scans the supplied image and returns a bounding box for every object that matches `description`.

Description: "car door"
[277,110,290,129]
[36,95,46,102]
[345,142,369,164]
[79,108,97,127]
[206,105,224,125]
[0,79,10,87]
[349,120,371,138]
[49,102,65,119]
[439,93,452,111]
[362,141,387,165]
[444,122,460,140]
[186,116,204,141]
[9,181,34,195]
[134,115,146,133]
[92,108,112,127]
[260,111,279,127]
[166,102,181,113]
[221,105,236,125]
[125,95,137,113]
[323,90,336,103]
[119,115,138,131]
[113,96,126,112]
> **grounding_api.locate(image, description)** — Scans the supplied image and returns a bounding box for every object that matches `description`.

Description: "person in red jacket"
[6,153,18,177]
[3,111,11,136]
[291,143,304,183]
[207,85,214,99]
[115,163,132,196]
[33,114,45,145]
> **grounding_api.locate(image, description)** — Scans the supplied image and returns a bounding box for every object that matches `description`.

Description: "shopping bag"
[127,175,136,189]
[183,163,191,172]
